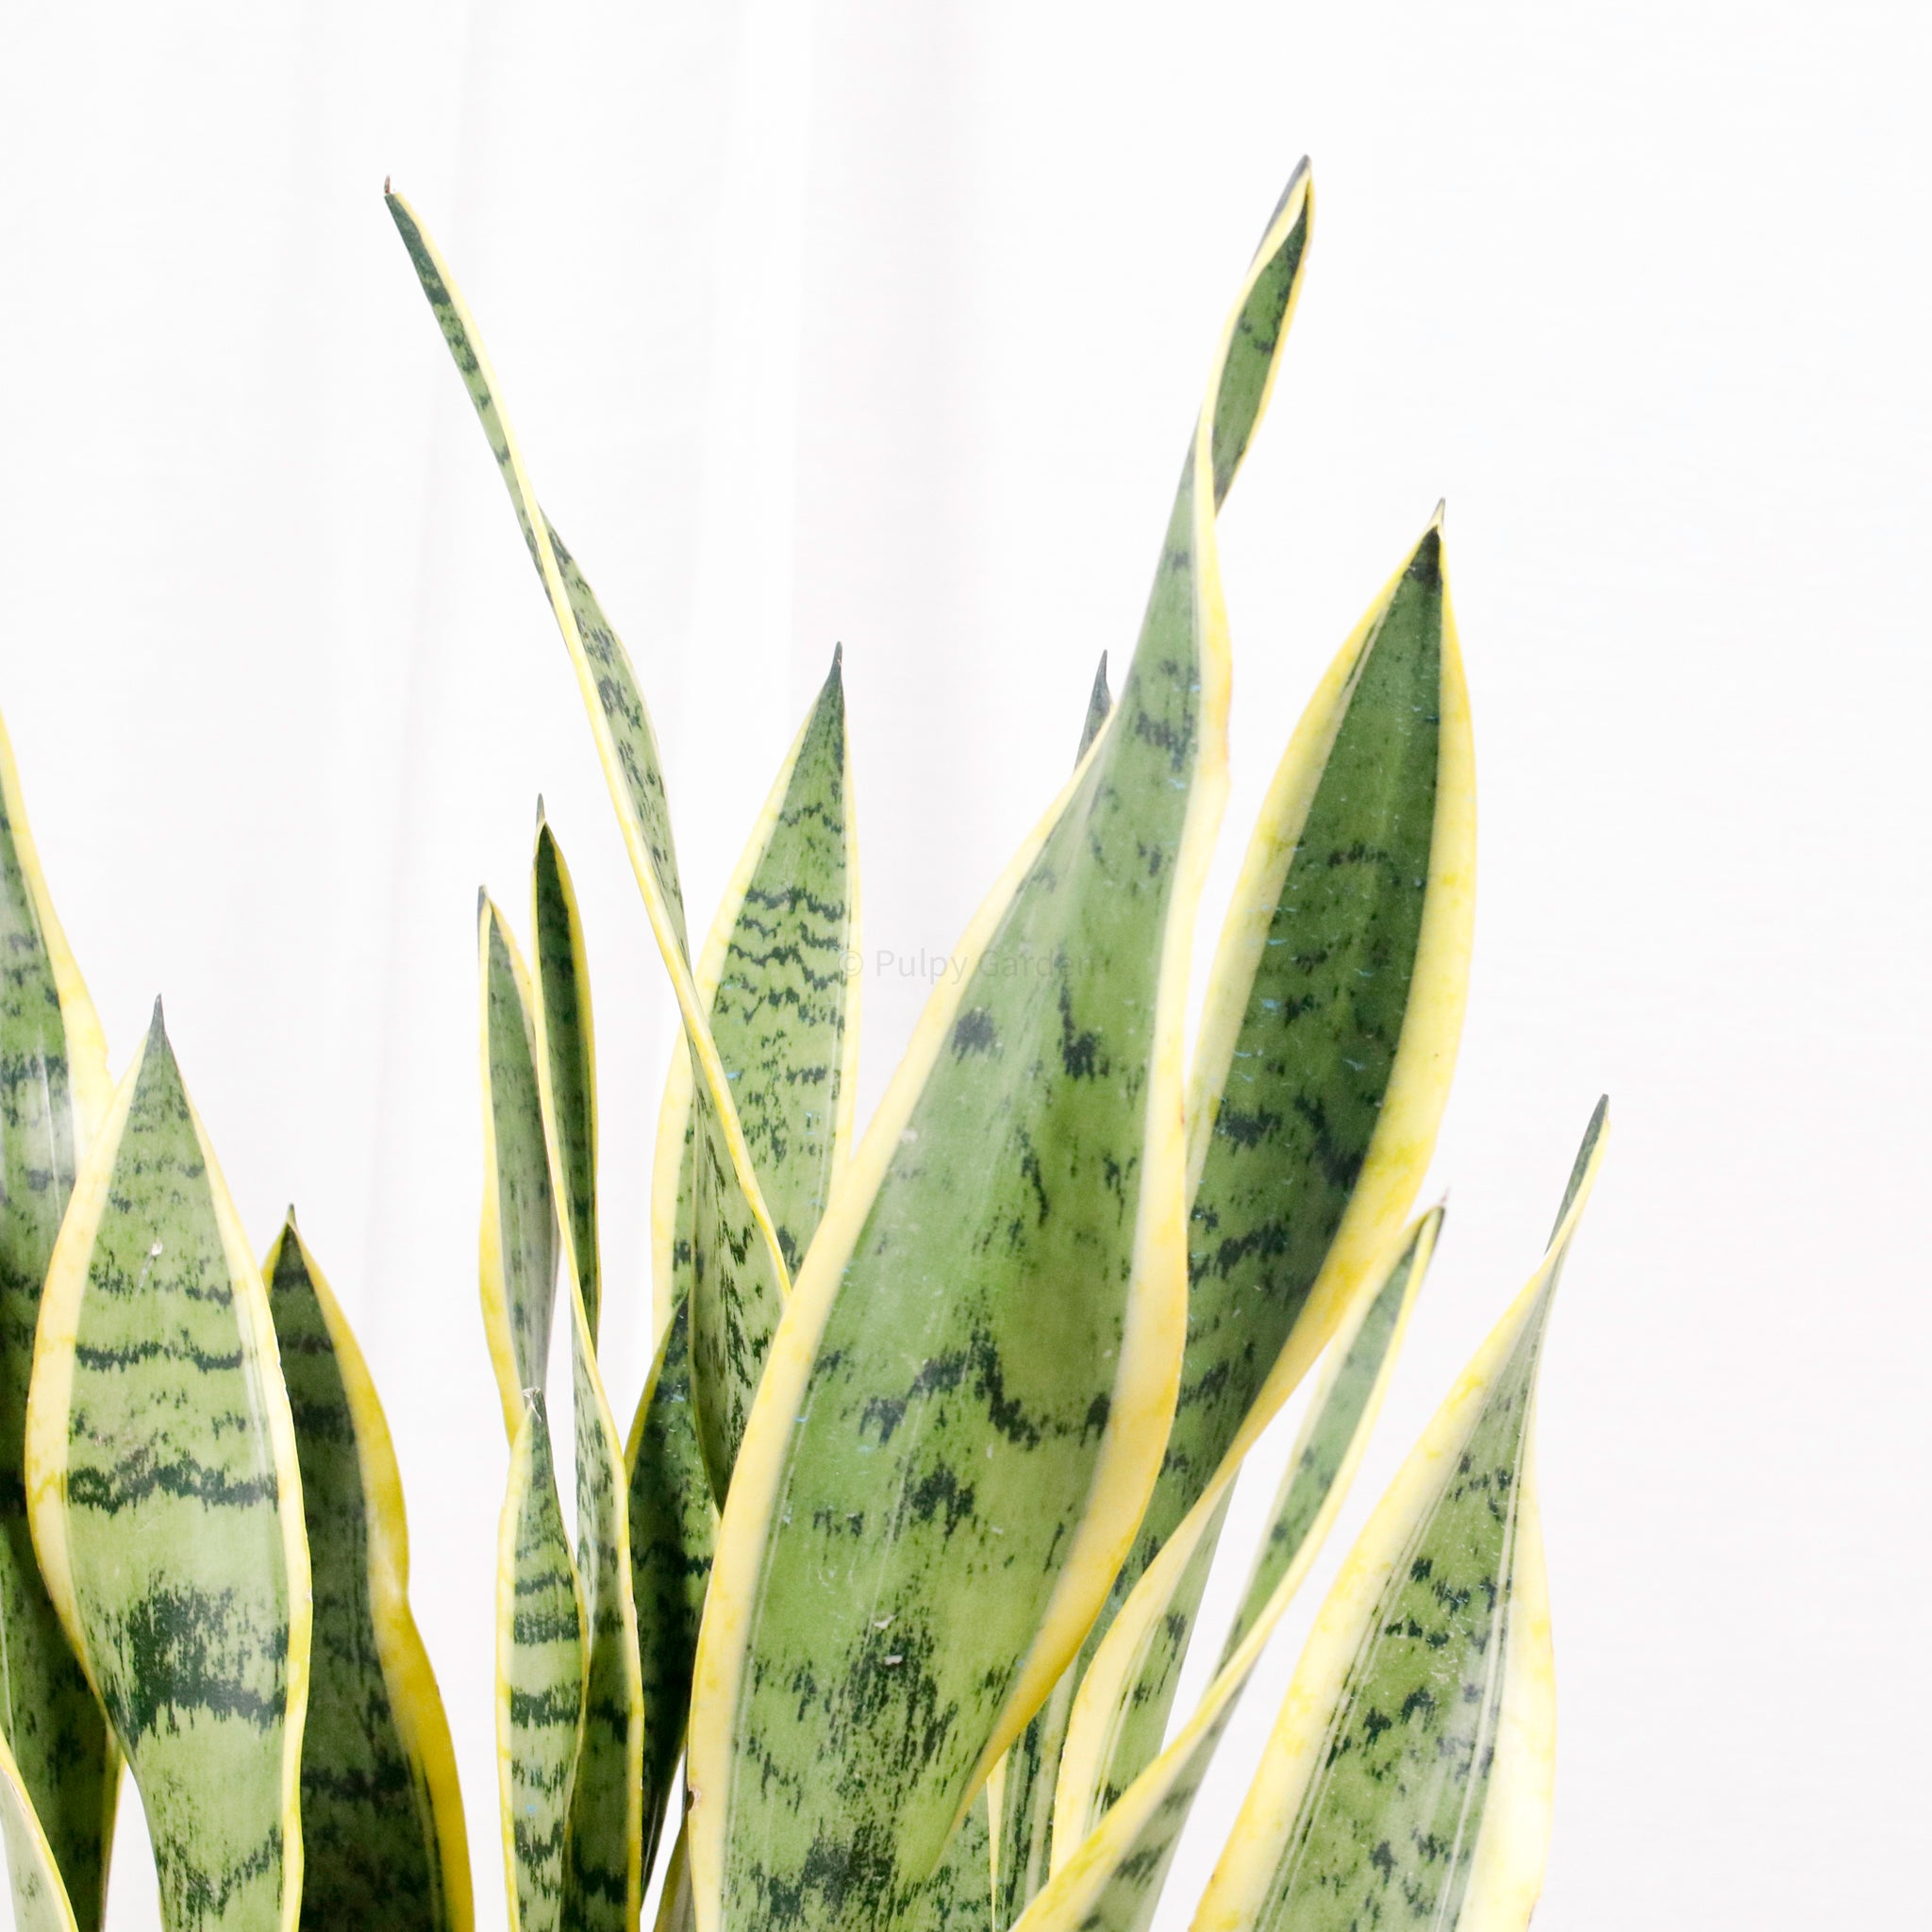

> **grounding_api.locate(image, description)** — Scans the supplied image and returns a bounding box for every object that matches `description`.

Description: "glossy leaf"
[1008,1213,1436,1932]
[0,708,117,1932]
[650,650,859,1500]
[497,1396,586,1932]
[25,1008,311,1932]
[1046,508,1476,1857]
[1190,1107,1607,1932]
[687,164,1313,1932]
[0,1726,79,1932]
[263,1218,472,1930]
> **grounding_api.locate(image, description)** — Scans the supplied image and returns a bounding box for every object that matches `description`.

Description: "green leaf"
[1074,654,1111,766]
[624,1299,713,1884]
[479,896,562,1441]
[649,650,859,1501]
[686,165,1312,1932]
[386,190,792,1344]
[1046,508,1476,1857]
[263,1218,472,1930]
[1189,1107,1607,1932]
[25,1008,311,1932]
[0,708,118,1932]
[1008,1213,1437,1932]
[0,1725,80,1932]
[893,1791,992,1932]
[497,1395,587,1932]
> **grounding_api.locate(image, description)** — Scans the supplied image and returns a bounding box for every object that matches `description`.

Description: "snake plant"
[0,158,1607,1932]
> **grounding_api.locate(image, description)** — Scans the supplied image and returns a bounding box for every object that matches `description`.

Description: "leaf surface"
[0,709,117,1931]
[263,1219,472,1929]
[25,1010,310,1932]
[0,1724,79,1932]
[687,165,1313,1932]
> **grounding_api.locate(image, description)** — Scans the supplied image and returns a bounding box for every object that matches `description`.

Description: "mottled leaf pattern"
[891,1792,991,1932]
[687,169,1313,1932]
[651,653,858,1501]
[263,1220,471,1931]
[625,1301,713,1883]
[1009,1215,1435,1932]
[479,899,561,1441]
[1046,512,1476,1860]
[25,1010,310,1932]
[0,1725,79,1932]
[1074,655,1111,765]
[386,191,792,1336]
[498,1397,587,1932]
[0,709,117,1932]
[1191,1108,1605,1932]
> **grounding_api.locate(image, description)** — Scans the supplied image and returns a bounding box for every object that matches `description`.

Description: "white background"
[2,3,1926,1926]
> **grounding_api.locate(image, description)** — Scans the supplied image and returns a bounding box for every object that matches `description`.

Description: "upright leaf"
[649,651,859,1498]
[0,708,117,1931]
[498,1397,587,1932]
[1190,1106,1607,1932]
[387,191,793,1345]
[263,1218,472,1931]
[25,1008,311,1932]
[1045,509,1476,1859]
[1008,1213,1437,1932]
[686,166,1312,1932]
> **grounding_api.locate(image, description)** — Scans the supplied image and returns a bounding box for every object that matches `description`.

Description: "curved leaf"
[1008,1212,1437,1932]
[1049,508,1476,1852]
[686,164,1313,1932]
[0,707,117,1931]
[25,1008,311,1932]
[1189,1105,1607,1932]
[0,1725,79,1932]
[497,1396,586,1932]
[263,1218,472,1930]
[649,650,858,1499]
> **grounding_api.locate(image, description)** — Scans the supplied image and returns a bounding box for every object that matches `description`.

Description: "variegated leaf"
[25,1008,310,1932]
[686,165,1313,1932]
[1045,509,1476,1861]
[498,1395,587,1932]
[0,708,117,1932]
[649,650,858,1500]
[0,1724,79,1932]
[386,192,792,1354]
[263,1218,472,1929]
[1008,1212,1436,1932]
[1189,1107,1607,1932]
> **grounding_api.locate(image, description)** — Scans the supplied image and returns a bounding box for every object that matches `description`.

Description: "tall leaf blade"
[650,651,859,1498]
[1008,1213,1437,1932]
[25,1009,311,1932]
[0,709,117,1931]
[1189,1106,1607,1932]
[1046,512,1476,1856]
[687,166,1312,1932]
[264,1219,472,1929]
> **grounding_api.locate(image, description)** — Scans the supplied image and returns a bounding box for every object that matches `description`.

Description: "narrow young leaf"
[497,1396,587,1932]
[1009,1213,1437,1932]
[386,191,793,1339]
[687,165,1313,1932]
[1074,654,1111,765]
[25,1009,312,1932]
[0,1726,80,1932]
[0,708,117,1932]
[1038,508,1475,1875]
[1189,1107,1607,1932]
[479,897,561,1441]
[263,1218,473,1930]
[649,651,859,1498]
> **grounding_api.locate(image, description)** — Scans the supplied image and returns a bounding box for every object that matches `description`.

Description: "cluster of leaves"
[0,159,1606,1932]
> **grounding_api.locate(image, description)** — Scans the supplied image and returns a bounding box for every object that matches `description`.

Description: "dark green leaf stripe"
[480,898,561,1441]
[498,1395,587,1932]
[652,651,858,1502]
[687,169,1312,1932]
[0,1726,79,1932]
[1044,513,1476,1858]
[0,709,117,1932]
[1006,1214,1436,1932]
[1191,1108,1606,1932]
[263,1219,472,1931]
[25,1009,310,1932]
[624,1300,713,1885]
[1075,654,1111,766]
[386,191,793,1332]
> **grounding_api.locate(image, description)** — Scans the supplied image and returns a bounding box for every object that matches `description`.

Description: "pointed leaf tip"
[535,793,547,827]
[1429,497,1446,530]
[832,641,843,671]
[147,995,167,1043]
[476,885,489,922]
[383,175,392,196]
